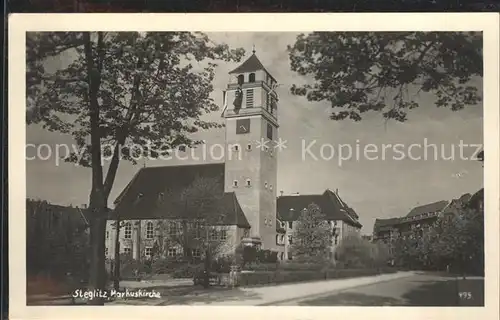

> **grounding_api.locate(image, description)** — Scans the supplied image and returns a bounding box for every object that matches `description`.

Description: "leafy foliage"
[335,235,390,269]
[288,32,482,122]
[391,205,484,274]
[157,176,230,259]
[291,203,332,262]
[27,32,245,166]
[26,32,243,297]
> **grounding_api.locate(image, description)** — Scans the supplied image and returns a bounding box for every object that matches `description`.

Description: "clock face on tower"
[236,118,250,134]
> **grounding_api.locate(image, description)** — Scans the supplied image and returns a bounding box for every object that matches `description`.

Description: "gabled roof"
[406,200,449,217]
[442,193,472,215]
[113,164,250,228]
[229,53,266,74]
[26,199,90,228]
[373,218,401,232]
[229,53,276,81]
[276,189,362,228]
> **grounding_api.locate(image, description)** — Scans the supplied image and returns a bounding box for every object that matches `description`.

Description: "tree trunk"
[113,217,121,290]
[87,214,107,305]
[203,248,210,289]
[84,31,107,305]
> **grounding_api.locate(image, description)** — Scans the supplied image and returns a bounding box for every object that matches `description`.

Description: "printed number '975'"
[459,292,472,300]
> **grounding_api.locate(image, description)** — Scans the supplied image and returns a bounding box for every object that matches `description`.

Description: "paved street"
[276,273,484,306]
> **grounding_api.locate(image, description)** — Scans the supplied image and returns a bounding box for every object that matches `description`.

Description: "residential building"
[372,191,481,250]
[276,189,362,261]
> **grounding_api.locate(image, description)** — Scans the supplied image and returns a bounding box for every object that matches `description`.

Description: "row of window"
[115,222,227,240]
[237,72,276,87]
[232,143,274,156]
[232,179,274,190]
[105,247,204,259]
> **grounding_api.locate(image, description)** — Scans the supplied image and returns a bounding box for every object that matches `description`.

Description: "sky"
[26,32,484,234]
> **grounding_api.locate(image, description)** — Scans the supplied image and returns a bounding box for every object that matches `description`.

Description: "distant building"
[372,191,481,248]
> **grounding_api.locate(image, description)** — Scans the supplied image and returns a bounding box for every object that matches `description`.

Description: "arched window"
[249,73,255,82]
[124,222,132,239]
[237,74,244,85]
[146,221,154,239]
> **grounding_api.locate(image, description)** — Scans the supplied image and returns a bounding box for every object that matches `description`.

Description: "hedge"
[244,262,327,272]
[239,267,397,286]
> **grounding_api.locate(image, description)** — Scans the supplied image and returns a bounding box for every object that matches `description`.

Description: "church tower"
[222,51,279,250]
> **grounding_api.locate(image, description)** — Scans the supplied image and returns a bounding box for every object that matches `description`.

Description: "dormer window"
[237,74,244,85]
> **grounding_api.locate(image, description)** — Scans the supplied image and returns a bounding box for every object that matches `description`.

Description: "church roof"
[276,189,362,228]
[229,53,276,81]
[113,163,251,228]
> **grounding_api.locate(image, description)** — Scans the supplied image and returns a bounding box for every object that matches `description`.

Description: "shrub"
[172,264,204,278]
[335,235,387,269]
[120,255,150,280]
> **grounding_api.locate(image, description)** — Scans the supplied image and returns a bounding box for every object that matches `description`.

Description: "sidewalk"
[216,271,416,306]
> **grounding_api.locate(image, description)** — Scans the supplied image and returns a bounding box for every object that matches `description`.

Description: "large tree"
[291,203,332,263]
[288,32,482,122]
[26,32,243,303]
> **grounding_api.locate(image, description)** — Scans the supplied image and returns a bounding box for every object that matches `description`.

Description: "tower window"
[233,145,240,152]
[246,144,252,151]
[246,179,251,187]
[145,247,152,258]
[237,74,244,85]
[264,182,268,189]
[267,123,273,140]
[270,184,273,191]
[246,89,254,107]
[233,180,238,188]
[105,247,108,256]
[249,73,255,83]
[270,149,274,157]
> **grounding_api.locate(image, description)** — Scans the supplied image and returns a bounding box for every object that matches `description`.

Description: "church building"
[105,51,362,262]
